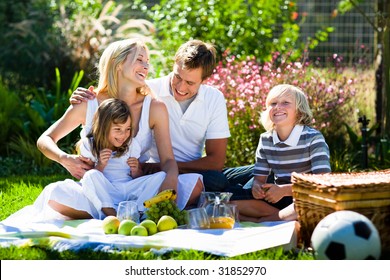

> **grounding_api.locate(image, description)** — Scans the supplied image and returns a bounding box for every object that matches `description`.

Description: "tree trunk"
[382,0,390,137]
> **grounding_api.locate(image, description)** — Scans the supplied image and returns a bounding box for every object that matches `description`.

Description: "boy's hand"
[252,181,267,199]
[262,183,284,203]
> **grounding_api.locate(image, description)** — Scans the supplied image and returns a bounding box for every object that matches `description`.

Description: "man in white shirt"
[144,40,231,192]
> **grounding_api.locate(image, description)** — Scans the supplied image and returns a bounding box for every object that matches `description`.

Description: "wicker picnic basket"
[291,169,390,251]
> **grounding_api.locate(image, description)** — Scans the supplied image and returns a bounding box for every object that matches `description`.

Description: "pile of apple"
[102,215,178,236]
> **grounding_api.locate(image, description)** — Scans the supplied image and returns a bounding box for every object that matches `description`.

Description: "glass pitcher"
[198,192,235,229]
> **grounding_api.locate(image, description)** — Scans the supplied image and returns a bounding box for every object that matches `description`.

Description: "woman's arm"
[36,102,93,179]
[148,99,179,191]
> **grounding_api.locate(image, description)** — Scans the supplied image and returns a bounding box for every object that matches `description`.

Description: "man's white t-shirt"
[146,73,231,163]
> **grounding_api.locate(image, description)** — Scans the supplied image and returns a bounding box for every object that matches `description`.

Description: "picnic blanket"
[0,218,298,257]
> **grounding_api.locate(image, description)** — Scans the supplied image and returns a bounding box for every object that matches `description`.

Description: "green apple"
[140,219,158,235]
[118,219,137,236]
[157,215,178,232]
[130,225,148,236]
[102,216,120,234]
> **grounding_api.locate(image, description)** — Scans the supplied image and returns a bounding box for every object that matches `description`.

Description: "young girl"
[78,98,144,218]
[231,84,331,222]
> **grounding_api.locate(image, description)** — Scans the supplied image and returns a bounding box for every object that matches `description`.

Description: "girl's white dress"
[2,95,202,224]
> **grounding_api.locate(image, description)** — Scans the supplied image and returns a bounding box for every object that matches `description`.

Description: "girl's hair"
[261,84,313,131]
[87,98,132,159]
[96,38,151,97]
[174,39,216,80]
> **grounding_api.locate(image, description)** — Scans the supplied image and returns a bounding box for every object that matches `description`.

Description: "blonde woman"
[30,38,202,221]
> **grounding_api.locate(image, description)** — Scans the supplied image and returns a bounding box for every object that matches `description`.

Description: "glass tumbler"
[186,208,210,229]
[117,201,139,223]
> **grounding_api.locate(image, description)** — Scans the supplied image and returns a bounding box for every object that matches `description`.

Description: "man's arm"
[141,138,228,174]
[177,138,228,173]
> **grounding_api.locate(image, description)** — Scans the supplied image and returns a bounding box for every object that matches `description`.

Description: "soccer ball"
[311,210,381,260]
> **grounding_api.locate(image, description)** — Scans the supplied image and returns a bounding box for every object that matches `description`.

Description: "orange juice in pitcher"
[209,216,235,229]
[200,192,235,229]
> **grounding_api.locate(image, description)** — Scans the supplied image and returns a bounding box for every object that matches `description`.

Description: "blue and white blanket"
[0,218,298,257]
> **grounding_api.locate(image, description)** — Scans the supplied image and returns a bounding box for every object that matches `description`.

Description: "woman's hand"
[69,86,96,104]
[127,157,143,178]
[60,154,94,180]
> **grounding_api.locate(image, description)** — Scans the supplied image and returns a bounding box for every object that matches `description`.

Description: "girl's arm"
[148,99,179,191]
[36,102,93,179]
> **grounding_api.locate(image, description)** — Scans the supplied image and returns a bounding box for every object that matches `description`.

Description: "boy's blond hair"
[261,84,313,131]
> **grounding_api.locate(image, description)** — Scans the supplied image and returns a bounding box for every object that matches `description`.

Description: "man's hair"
[174,39,217,80]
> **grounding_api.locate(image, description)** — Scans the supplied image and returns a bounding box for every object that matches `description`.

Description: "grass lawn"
[0,175,314,260]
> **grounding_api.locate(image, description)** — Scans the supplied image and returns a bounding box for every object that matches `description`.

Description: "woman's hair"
[260,84,313,131]
[174,39,217,80]
[96,38,151,97]
[87,98,132,159]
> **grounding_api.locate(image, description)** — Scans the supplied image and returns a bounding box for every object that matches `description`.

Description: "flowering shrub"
[206,54,362,166]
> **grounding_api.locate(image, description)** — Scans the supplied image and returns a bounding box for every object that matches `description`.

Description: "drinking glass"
[186,208,210,229]
[117,201,139,223]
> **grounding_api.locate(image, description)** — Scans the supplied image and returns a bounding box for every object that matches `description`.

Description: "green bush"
[0,0,160,91]
[0,69,84,167]
[0,0,68,89]
[0,84,24,155]
[8,69,84,164]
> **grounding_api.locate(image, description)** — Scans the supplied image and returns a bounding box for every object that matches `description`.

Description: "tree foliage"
[0,0,159,90]
[0,0,65,89]
[133,0,302,69]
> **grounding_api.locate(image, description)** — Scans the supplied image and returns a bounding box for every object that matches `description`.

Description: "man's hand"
[69,86,96,104]
[141,162,161,175]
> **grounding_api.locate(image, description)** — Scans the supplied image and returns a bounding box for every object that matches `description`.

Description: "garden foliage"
[133,0,302,71]
[0,0,158,90]
[0,0,387,173]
